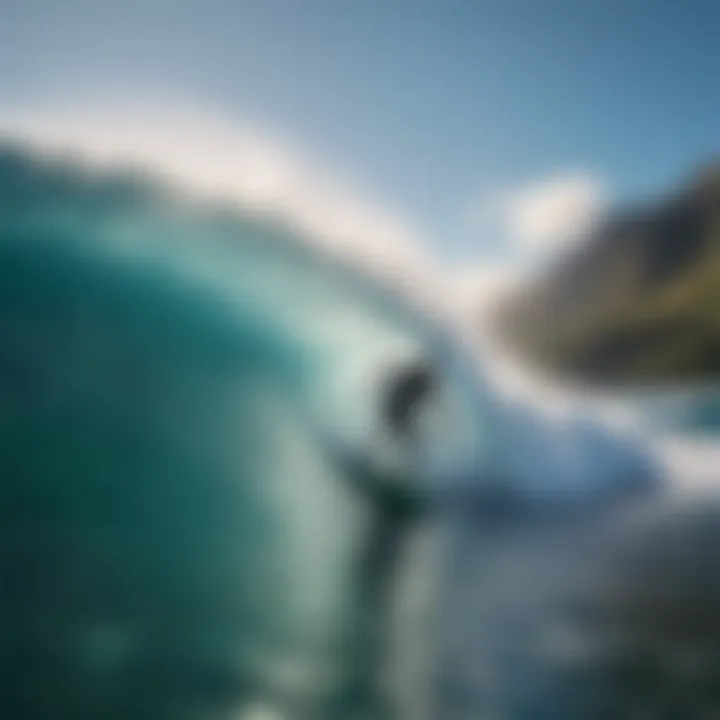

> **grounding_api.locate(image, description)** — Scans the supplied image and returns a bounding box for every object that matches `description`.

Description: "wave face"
[0,139,677,720]
[0,142,497,719]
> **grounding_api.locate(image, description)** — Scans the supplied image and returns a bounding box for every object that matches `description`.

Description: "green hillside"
[496,164,720,387]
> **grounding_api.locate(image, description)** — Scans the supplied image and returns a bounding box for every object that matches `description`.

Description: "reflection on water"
[435,485,720,719]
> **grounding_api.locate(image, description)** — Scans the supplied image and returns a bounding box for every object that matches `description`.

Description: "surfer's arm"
[327,440,429,517]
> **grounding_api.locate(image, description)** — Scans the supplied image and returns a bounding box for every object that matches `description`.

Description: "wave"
[0,123,668,719]
[0,134,500,718]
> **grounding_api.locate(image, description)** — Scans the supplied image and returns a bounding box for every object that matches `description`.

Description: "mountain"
[494,162,720,387]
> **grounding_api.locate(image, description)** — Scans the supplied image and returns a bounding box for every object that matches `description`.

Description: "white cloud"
[470,171,607,256]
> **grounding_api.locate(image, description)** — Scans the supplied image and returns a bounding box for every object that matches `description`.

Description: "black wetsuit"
[327,365,437,718]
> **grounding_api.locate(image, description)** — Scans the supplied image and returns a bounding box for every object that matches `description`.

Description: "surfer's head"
[383,363,437,439]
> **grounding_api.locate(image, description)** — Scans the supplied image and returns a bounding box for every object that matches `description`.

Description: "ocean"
[1,134,714,720]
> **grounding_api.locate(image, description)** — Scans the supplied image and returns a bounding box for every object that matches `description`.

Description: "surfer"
[324,363,437,719]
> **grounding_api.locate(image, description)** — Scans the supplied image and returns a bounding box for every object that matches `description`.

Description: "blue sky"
[3,0,720,265]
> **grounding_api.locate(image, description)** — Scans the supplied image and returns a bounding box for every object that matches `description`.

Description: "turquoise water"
[0,142,497,719]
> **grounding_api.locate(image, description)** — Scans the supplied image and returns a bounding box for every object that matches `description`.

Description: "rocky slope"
[496,164,720,386]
